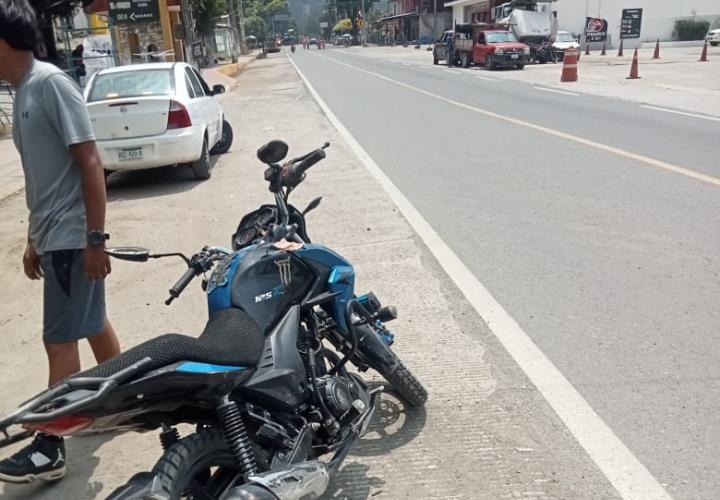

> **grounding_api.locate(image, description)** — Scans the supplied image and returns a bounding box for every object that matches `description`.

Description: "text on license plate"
[511,54,519,59]
[119,148,143,161]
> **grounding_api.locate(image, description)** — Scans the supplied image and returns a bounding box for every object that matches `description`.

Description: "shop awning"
[379,11,419,22]
[444,0,487,8]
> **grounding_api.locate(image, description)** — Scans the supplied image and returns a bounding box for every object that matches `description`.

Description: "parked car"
[474,30,531,69]
[553,31,581,60]
[84,62,233,180]
[309,38,318,46]
[435,25,529,70]
[707,28,720,47]
[433,29,469,66]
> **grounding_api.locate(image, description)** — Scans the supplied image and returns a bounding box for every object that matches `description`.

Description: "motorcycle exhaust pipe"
[221,460,330,500]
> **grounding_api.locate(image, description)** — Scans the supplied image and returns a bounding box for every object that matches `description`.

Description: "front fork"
[338,292,400,375]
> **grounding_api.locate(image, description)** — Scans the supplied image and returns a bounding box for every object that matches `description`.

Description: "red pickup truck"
[472,30,530,70]
[434,24,530,70]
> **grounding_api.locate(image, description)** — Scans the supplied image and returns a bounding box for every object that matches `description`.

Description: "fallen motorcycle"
[0,140,427,500]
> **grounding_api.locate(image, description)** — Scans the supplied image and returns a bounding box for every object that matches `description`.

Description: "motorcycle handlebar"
[166,266,198,305]
[284,146,328,187]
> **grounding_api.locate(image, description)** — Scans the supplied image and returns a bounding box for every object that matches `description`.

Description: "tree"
[191,0,227,37]
[325,0,377,43]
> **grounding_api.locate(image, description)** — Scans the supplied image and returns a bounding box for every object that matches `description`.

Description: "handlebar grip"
[166,267,197,304]
[294,149,326,175]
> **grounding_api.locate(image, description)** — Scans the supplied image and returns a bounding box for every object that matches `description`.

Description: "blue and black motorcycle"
[0,140,427,500]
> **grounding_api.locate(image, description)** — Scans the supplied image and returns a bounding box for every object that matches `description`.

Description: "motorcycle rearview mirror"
[257,140,289,165]
[106,247,151,262]
[302,196,323,216]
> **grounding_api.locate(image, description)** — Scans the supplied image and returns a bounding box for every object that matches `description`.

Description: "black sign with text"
[585,17,608,43]
[620,8,643,39]
[109,0,159,24]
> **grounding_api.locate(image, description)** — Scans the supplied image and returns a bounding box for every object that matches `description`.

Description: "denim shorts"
[41,249,105,343]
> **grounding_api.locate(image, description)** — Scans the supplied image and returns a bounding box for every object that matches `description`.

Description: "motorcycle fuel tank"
[207,244,314,332]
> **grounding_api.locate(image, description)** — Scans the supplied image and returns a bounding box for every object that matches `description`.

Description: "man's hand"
[23,242,43,280]
[84,246,111,280]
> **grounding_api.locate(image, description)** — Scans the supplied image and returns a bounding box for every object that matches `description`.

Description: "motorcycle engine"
[319,376,363,418]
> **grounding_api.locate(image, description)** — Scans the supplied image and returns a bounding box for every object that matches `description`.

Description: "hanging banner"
[620,8,643,39]
[585,17,608,43]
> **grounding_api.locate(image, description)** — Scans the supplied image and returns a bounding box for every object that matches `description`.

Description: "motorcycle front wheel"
[379,351,428,408]
[151,429,242,500]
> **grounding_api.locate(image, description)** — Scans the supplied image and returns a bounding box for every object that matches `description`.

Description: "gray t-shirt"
[12,60,95,254]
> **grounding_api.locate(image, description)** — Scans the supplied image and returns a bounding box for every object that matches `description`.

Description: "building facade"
[556,0,720,46]
[443,0,720,45]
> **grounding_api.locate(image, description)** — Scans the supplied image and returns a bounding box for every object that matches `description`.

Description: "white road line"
[287,53,675,500]
[474,75,499,81]
[446,69,462,74]
[642,105,720,122]
[534,86,580,96]
[311,53,720,189]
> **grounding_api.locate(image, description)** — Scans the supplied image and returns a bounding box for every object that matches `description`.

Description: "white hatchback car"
[84,62,233,180]
[707,29,720,47]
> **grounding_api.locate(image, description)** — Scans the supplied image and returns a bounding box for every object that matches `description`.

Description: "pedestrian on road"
[71,43,85,82]
[0,0,121,485]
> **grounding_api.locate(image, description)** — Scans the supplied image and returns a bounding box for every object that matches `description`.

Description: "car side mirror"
[212,84,225,95]
[257,140,289,164]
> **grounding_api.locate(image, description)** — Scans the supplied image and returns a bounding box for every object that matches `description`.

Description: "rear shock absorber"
[217,398,258,476]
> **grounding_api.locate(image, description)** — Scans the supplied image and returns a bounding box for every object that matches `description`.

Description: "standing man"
[0,0,121,484]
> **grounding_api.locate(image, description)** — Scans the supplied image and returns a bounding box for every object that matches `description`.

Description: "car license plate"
[118,147,143,162]
[511,54,519,59]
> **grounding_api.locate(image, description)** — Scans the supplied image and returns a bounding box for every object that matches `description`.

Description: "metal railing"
[0,81,13,131]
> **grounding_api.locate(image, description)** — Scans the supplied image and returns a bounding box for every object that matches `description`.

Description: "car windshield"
[87,69,173,102]
[487,32,518,43]
[556,32,575,42]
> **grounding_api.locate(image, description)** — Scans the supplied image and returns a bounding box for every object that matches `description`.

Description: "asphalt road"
[290,48,720,500]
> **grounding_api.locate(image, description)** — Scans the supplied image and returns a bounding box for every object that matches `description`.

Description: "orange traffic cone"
[627,48,641,79]
[561,48,578,82]
[601,43,606,56]
[618,38,624,57]
[699,40,709,62]
[653,39,660,59]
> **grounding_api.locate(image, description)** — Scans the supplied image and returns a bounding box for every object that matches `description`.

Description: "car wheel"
[516,64,525,70]
[210,120,233,155]
[485,57,494,70]
[711,42,719,47]
[191,138,212,180]
[433,52,439,65]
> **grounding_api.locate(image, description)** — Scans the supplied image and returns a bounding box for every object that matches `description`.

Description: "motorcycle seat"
[75,308,266,379]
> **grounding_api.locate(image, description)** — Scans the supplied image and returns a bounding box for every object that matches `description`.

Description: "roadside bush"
[673,19,710,41]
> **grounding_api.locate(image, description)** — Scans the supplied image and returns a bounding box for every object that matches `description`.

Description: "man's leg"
[88,319,120,364]
[44,340,81,386]
[0,250,87,484]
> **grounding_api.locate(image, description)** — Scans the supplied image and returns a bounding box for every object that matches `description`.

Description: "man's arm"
[69,141,111,280]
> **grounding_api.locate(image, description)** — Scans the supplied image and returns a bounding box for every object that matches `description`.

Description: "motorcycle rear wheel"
[152,429,242,500]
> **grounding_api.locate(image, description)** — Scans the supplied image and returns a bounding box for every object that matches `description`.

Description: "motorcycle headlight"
[523,47,530,54]
[495,49,504,55]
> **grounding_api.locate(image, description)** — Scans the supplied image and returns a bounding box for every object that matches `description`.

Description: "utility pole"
[180,0,196,65]
[360,0,366,46]
[238,0,248,55]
